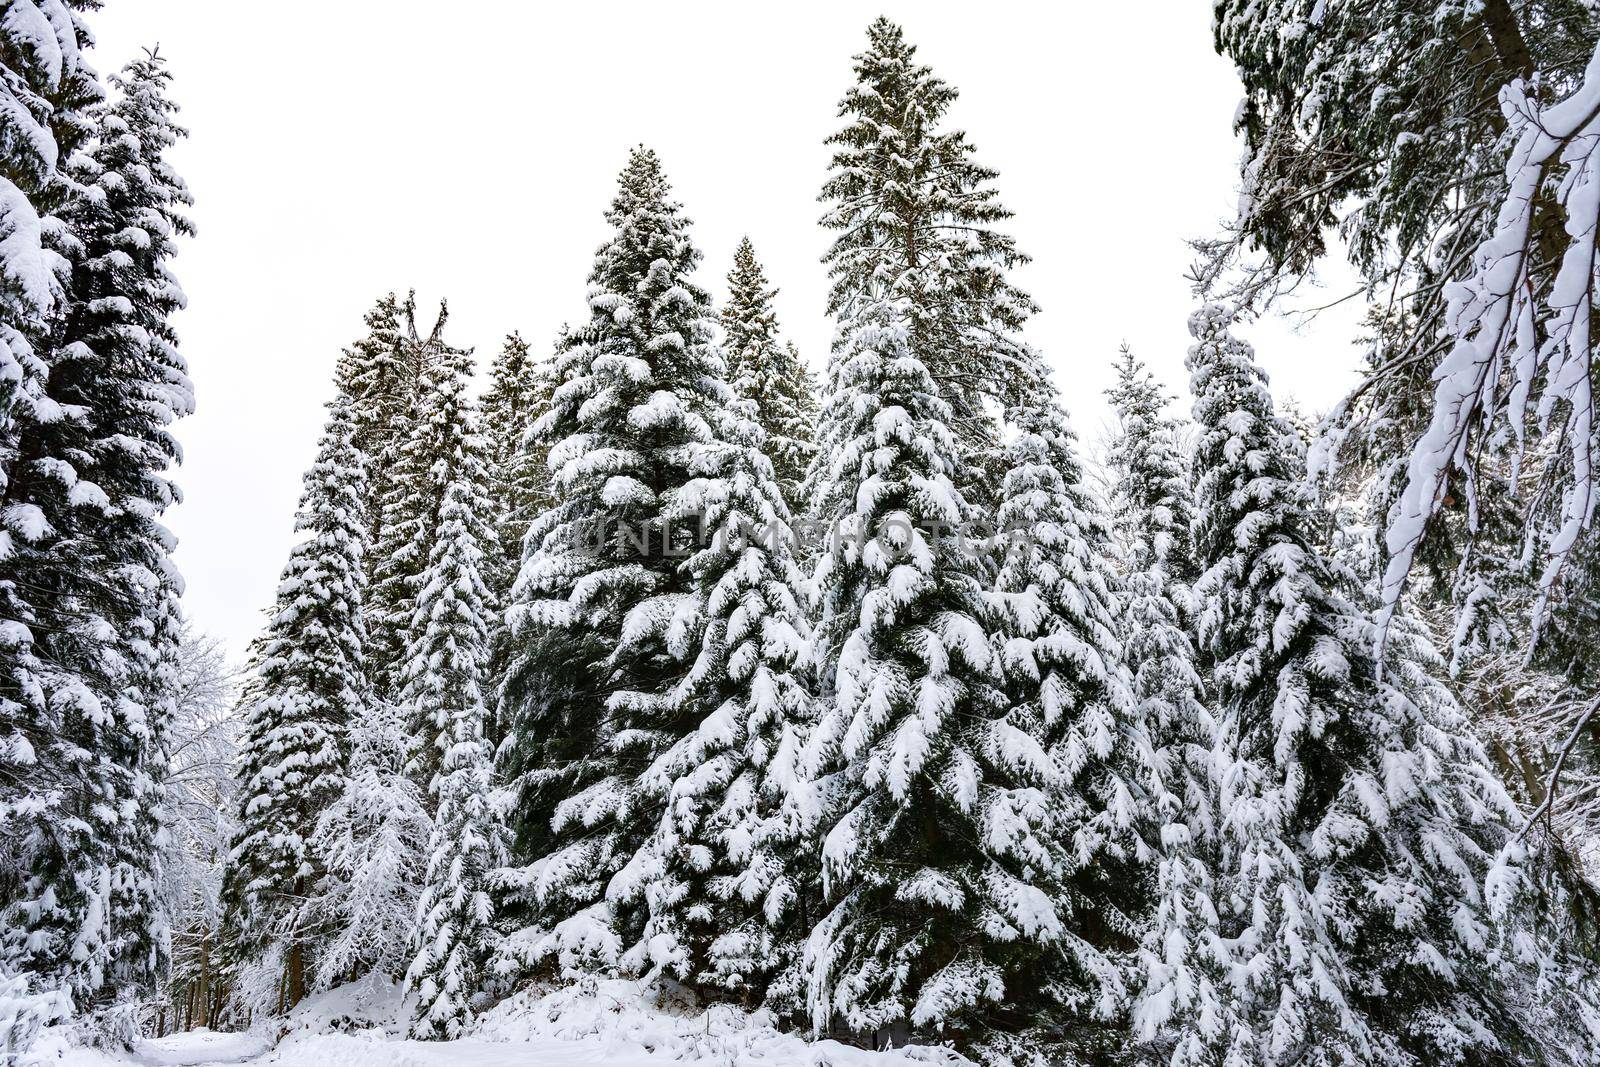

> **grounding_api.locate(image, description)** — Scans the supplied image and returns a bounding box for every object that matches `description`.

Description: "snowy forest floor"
[33,978,977,1067]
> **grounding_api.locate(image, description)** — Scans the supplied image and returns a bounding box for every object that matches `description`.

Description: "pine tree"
[1,44,190,1037]
[720,238,817,504]
[617,406,815,1008]
[1104,349,1222,1067]
[479,331,553,749]
[221,398,371,1013]
[982,393,1150,1059]
[819,18,1042,467]
[496,147,730,978]
[1179,305,1560,1065]
[367,302,474,703]
[403,473,505,1039]
[306,701,429,991]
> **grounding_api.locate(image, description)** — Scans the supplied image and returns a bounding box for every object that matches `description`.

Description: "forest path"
[134,1030,674,1067]
[135,1031,272,1067]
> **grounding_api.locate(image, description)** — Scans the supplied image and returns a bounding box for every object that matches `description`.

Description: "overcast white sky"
[89,1,1366,661]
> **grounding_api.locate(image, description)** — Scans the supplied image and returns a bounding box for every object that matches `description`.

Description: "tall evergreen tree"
[617,407,815,1008]
[403,474,505,1039]
[479,331,553,749]
[720,238,816,504]
[1104,349,1222,1067]
[797,20,1108,1050]
[819,18,1042,469]
[1105,348,1197,585]
[802,299,1055,1047]
[221,399,371,1013]
[983,393,1149,1060]
[367,302,473,704]
[496,147,731,978]
[2,44,190,1038]
[1176,305,1565,1066]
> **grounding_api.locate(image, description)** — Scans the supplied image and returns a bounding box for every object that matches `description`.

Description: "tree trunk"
[196,933,212,1029]
[286,942,306,1010]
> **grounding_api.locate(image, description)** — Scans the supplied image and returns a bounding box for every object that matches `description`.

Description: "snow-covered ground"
[27,979,976,1067]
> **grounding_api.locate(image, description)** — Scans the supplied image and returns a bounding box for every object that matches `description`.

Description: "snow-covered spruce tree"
[981,391,1152,1061]
[495,147,730,978]
[333,291,420,550]
[0,10,102,1030]
[221,398,371,1013]
[2,45,193,1040]
[1104,349,1223,1067]
[615,407,816,1009]
[0,26,102,959]
[479,331,553,749]
[720,238,816,505]
[367,302,475,705]
[819,17,1043,476]
[403,473,506,1039]
[1180,305,1563,1066]
[306,700,428,993]
[799,298,1060,1050]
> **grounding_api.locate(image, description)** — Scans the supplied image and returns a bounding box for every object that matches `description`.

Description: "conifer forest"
[10,3,1600,1066]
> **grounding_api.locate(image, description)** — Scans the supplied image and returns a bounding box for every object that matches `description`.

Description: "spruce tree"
[797,19,1103,1047]
[617,407,815,1008]
[496,147,730,978]
[802,299,1058,1045]
[720,238,817,504]
[1104,349,1222,1067]
[819,18,1042,466]
[2,45,190,1036]
[367,302,474,703]
[1178,305,1558,1065]
[479,331,553,749]
[983,394,1150,1059]
[221,398,371,1012]
[480,332,552,549]
[403,474,505,1039]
